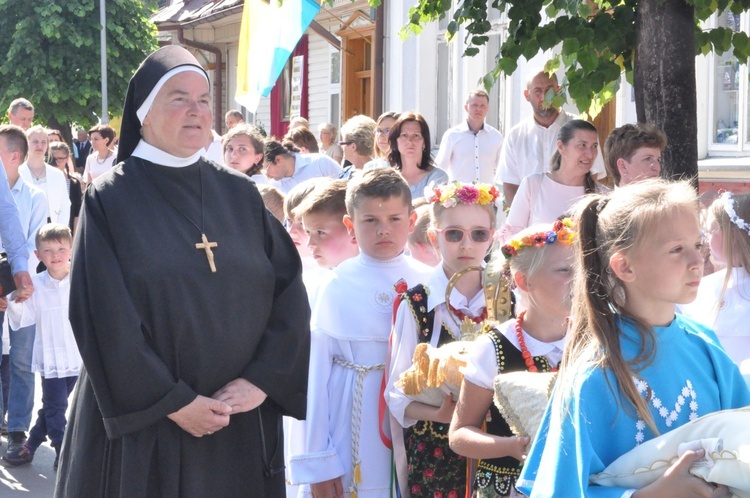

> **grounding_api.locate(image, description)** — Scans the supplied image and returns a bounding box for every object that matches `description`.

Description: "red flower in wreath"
[417,442,426,451]
[423,468,434,479]
[433,447,444,458]
[411,485,422,494]
[448,491,458,498]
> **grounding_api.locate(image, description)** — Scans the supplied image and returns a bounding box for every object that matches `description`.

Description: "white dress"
[681,267,750,365]
[7,271,82,378]
[288,252,431,497]
[501,173,585,242]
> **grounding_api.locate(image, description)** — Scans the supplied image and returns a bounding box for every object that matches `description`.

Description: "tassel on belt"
[333,356,385,498]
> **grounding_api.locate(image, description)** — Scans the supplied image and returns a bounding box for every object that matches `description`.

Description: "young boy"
[5,223,81,469]
[289,168,432,497]
[293,179,359,271]
[603,122,667,187]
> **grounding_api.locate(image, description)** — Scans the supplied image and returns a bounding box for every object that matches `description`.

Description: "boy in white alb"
[289,168,432,497]
[4,224,81,469]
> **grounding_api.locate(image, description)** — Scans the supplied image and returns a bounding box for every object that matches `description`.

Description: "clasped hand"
[168,378,267,437]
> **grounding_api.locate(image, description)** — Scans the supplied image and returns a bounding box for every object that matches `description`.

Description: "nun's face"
[142,71,211,157]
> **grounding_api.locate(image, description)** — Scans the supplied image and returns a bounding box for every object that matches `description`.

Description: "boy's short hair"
[407,205,432,246]
[257,184,285,223]
[293,179,348,220]
[345,167,412,216]
[36,223,72,249]
[604,123,668,186]
[283,178,329,220]
[0,124,29,160]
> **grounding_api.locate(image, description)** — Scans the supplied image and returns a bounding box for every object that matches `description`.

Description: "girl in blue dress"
[517,179,750,498]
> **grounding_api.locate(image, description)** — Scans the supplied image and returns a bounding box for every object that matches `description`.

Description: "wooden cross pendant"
[195,233,218,273]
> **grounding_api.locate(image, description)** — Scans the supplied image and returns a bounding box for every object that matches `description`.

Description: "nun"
[56,45,310,497]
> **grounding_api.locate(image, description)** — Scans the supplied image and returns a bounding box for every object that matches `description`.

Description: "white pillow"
[590,407,750,497]
[492,371,556,440]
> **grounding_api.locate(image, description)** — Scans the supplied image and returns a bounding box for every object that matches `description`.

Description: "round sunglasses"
[436,228,492,243]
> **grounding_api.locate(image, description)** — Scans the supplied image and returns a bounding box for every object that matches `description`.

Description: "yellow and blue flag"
[235,0,321,112]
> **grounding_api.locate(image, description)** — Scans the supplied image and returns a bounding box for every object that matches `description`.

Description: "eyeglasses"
[397,133,423,143]
[339,141,353,146]
[376,128,391,135]
[436,228,492,243]
[52,156,68,162]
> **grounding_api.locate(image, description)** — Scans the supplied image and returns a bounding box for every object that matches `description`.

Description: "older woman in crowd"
[387,111,448,200]
[56,45,310,498]
[317,122,343,164]
[338,115,376,179]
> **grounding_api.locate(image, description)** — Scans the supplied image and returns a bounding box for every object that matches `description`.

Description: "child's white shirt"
[386,265,486,428]
[681,267,750,365]
[288,252,431,496]
[6,271,81,378]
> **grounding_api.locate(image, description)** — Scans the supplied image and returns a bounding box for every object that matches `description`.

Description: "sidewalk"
[0,375,57,497]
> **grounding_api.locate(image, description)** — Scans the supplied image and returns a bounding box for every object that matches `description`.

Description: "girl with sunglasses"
[386,182,498,497]
[448,220,576,497]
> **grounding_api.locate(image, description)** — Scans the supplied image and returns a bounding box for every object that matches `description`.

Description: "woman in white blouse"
[83,124,117,183]
[501,119,600,241]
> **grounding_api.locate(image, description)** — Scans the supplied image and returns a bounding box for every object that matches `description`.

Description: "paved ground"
[0,375,57,497]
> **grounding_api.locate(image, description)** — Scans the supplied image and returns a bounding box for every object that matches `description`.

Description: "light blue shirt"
[269,153,343,194]
[0,158,29,274]
[6,176,46,271]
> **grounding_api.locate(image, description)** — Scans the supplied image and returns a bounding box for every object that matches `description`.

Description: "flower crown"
[501,218,577,259]
[426,181,500,208]
[720,191,750,236]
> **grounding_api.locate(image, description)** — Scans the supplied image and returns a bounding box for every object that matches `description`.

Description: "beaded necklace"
[514,310,565,373]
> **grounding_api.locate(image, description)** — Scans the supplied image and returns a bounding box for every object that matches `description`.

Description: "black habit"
[55,157,310,497]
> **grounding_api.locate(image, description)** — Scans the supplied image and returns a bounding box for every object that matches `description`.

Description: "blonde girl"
[386,182,499,497]
[449,220,576,498]
[517,179,750,497]
[682,192,750,366]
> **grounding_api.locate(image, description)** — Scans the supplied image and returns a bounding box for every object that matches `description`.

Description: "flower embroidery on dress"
[633,376,698,445]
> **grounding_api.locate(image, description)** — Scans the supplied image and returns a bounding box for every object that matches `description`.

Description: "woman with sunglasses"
[386,182,498,497]
[387,112,449,201]
[48,142,82,234]
[501,119,601,241]
[449,220,576,498]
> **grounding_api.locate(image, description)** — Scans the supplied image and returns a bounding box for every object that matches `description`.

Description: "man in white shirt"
[496,70,606,207]
[435,89,503,184]
[264,138,342,194]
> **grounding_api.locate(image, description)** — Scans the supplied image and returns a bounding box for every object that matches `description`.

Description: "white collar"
[426,265,486,313]
[132,139,202,168]
[359,251,406,267]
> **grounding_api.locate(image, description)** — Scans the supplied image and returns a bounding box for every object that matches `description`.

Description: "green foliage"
[0,0,158,129]
[391,0,750,117]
